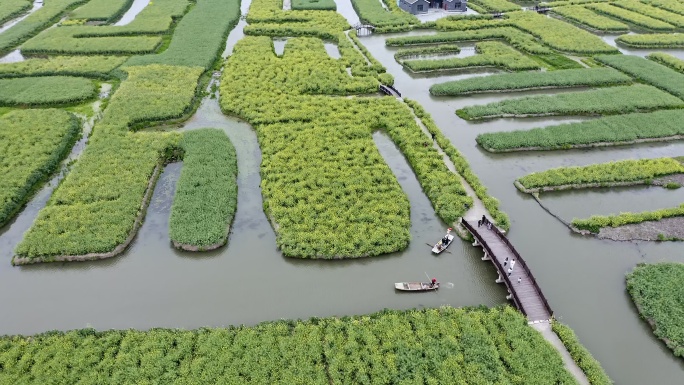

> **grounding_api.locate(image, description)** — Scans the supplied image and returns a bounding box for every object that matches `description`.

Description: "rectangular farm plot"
[595,54,684,100]
[456,84,684,120]
[587,3,676,31]
[552,5,629,32]
[68,0,134,22]
[0,56,127,78]
[0,109,80,228]
[612,0,684,28]
[0,0,32,25]
[617,32,684,47]
[0,76,96,106]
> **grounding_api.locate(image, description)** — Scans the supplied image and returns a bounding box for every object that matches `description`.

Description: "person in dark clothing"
[481,215,487,225]
[430,278,437,287]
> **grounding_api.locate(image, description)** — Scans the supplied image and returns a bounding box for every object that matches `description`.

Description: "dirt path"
[533,322,591,385]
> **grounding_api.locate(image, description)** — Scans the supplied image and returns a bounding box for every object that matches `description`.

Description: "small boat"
[394,282,440,291]
[432,228,454,254]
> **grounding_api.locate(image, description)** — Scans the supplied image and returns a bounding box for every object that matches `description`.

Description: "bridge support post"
[506,292,513,300]
[472,239,480,247]
[481,251,490,261]
[495,273,504,284]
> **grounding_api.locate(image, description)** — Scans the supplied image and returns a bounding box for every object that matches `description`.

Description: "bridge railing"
[461,218,527,316]
[489,222,554,318]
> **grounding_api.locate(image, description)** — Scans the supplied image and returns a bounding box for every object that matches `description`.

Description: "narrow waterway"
[0,0,43,35]
[114,0,150,26]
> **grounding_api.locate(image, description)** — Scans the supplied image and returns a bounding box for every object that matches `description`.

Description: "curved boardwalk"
[461,218,553,323]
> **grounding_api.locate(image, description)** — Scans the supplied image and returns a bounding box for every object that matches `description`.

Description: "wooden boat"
[432,229,454,254]
[394,282,439,291]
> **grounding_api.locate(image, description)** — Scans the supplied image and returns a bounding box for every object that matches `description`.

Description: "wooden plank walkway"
[461,218,553,323]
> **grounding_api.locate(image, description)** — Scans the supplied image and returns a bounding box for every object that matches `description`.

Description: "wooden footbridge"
[461,218,553,323]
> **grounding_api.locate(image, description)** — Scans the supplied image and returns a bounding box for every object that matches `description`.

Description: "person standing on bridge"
[503,257,509,267]
[510,259,516,271]
[507,267,513,276]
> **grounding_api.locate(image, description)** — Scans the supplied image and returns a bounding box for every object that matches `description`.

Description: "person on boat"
[430,278,437,287]
[442,235,449,245]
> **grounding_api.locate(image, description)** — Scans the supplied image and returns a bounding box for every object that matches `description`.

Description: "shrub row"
[394,44,461,61]
[405,99,511,230]
[402,41,540,72]
[552,5,629,32]
[612,0,684,27]
[573,204,684,233]
[586,3,675,31]
[647,52,684,72]
[507,11,619,54]
[468,0,520,12]
[68,0,134,22]
[643,0,684,16]
[292,0,336,10]
[0,0,31,25]
[435,17,509,32]
[0,0,87,54]
[551,322,614,385]
[516,157,684,191]
[0,109,80,228]
[476,109,684,151]
[626,263,684,358]
[544,0,610,6]
[430,67,631,95]
[0,76,96,106]
[616,32,684,47]
[0,55,127,78]
[169,129,238,250]
[125,0,241,69]
[386,27,553,54]
[595,54,684,100]
[0,307,579,384]
[457,84,684,120]
[14,65,203,261]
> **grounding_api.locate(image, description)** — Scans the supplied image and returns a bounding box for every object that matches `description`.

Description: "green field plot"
[402,41,539,72]
[476,109,684,151]
[0,0,87,53]
[14,65,202,262]
[648,52,684,72]
[430,67,631,95]
[292,0,336,10]
[386,27,553,54]
[0,109,79,228]
[468,0,520,12]
[0,0,31,25]
[394,45,461,61]
[616,32,684,47]
[612,0,684,27]
[125,0,241,69]
[350,0,419,31]
[595,54,684,100]
[643,0,684,16]
[587,3,675,31]
[0,306,582,384]
[552,322,614,385]
[170,129,238,250]
[573,204,684,233]
[457,84,684,120]
[508,11,618,54]
[627,263,684,358]
[516,157,684,192]
[0,56,126,78]
[552,5,629,32]
[0,76,95,106]
[245,0,350,39]
[68,0,134,22]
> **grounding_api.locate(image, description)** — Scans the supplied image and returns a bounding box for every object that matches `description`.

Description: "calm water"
[0,2,683,384]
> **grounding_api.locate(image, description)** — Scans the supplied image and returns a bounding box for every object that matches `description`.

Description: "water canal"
[0,2,683,384]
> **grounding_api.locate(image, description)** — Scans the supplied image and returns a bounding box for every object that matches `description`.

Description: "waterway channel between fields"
[0,2,683,384]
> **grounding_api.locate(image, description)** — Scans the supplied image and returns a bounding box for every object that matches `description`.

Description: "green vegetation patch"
[574,204,684,233]
[69,0,134,22]
[170,129,238,250]
[616,32,684,47]
[0,76,96,106]
[0,0,32,25]
[476,109,684,151]
[430,67,631,95]
[0,0,87,54]
[0,109,80,228]
[125,0,241,70]
[292,0,336,10]
[457,84,684,120]
[587,3,675,31]
[508,11,618,54]
[648,52,684,72]
[350,0,420,31]
[612,0,684,27]
[595,54,684,100]
[245,0,349,39]
[626,263,684,358]
[469,0,520,12]
[402,41,540,72]
[553,5,629,32]
[552,322,614,385]
[643,0,684,16]
[14,65,203,261]
[516,157,684,191]
[394,44,461,61]
[0,306,579,384]
[0,56,126,78]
